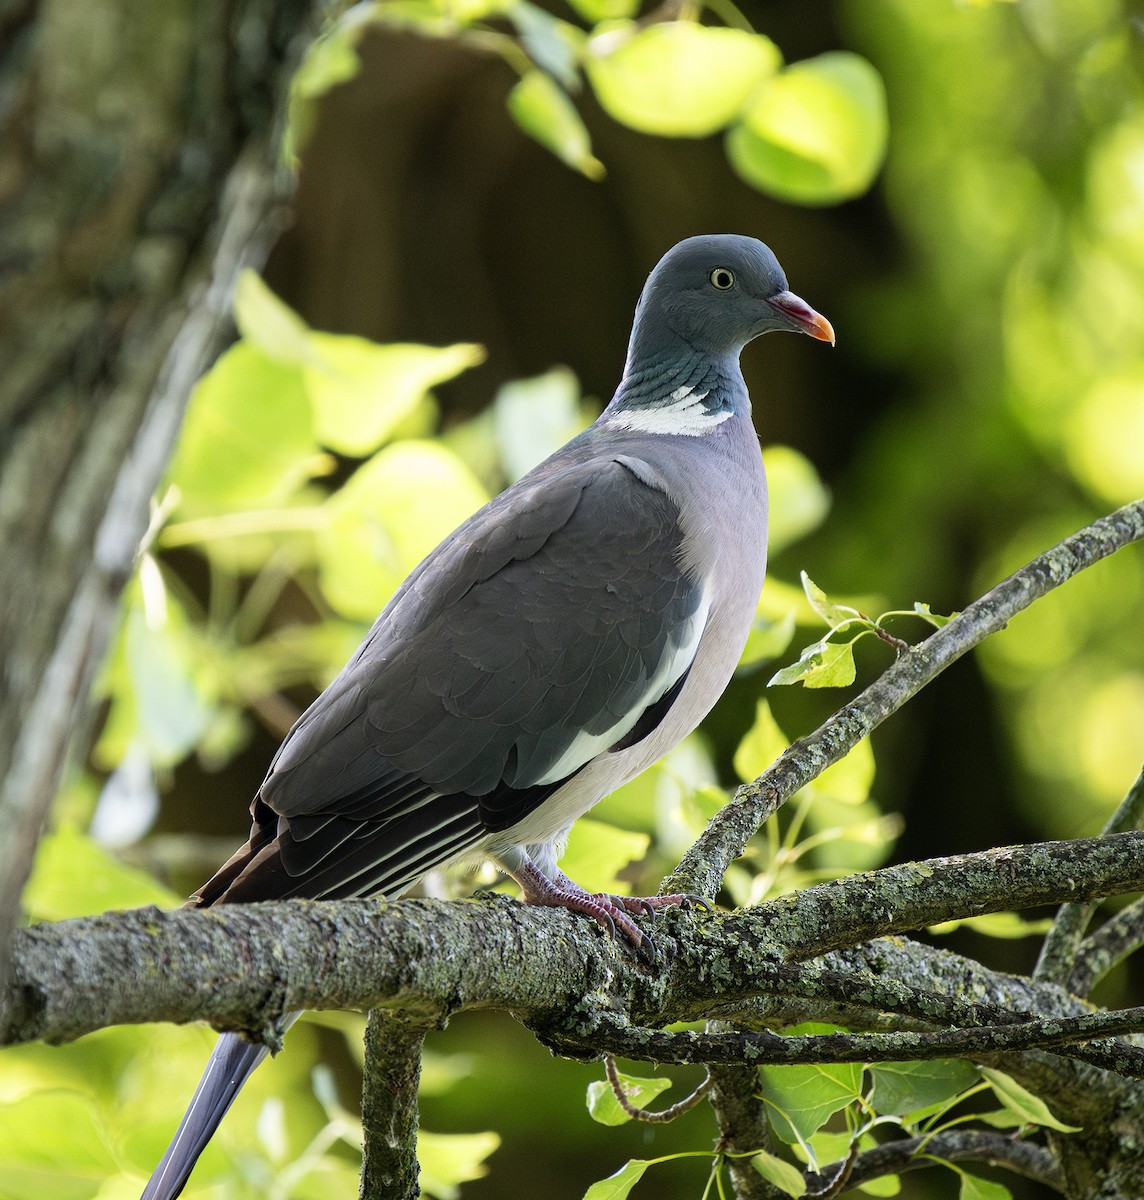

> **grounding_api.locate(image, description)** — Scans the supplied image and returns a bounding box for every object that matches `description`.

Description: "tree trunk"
[0,0,320,1000]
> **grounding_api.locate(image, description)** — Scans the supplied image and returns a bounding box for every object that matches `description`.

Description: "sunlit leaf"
[233,269,313,363]
[509,71,606,179]
[418,1129,500,1200]
[317,441,489,620]
[0,1089,118,1199]
[733,699,790,783]
[738,609,797,671]
[586,1072,673,1125]
[560,818,650,895]
[753,1150,807,1196]
[565,0,638,19]
[587,22,780,137]
[929,911,1052,938]
[306,337,485,457]
[958,1173,1014,1200]
[801,572,855,627]
[913,601,953,628]
[868,1059,978,1117]
[813,736,875,804]
[764,445,831,554]
[582,1158,653,1200]
[493,366,589,481]
[508,4,584,90]
[169,344,316,514]
[727,52,887,204]
[980,1068,1080,1132]
[23,827,180,922]
[769,639,856,689]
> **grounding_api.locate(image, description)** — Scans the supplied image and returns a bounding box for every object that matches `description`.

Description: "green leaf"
[306,337,485,457]
[727,52,887,204]
[169,344,317,515]
[958,1173,1014,1200]
[769,639,856,689]
[929,911,1053,938]
[23,827,180,922]
[913,601,954,628]
[583,1159,653,1200]
[0,1089,118,1199]
[586,1072,673,1125]
[509,4,583,91]
[800,572,855,627]
[508,70,606,179]
[317,441,489,620]
[764,446,831,554]
[493,366,589,481]
[587,22,780,137]
[564,0,638,20]
[980,1068,1081,1132]
[418,1129,500,1200]
[812,736,875,804]
[560,818,650,896]
[753,1150,807,1197]
[733,699,790,783]
[868,1059,979,1117]
[761,1056,863,1146]
[233,269,313,362]
[860,1172,902,1196]
[739,608,797,671]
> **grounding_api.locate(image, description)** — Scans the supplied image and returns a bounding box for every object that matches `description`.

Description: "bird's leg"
[495,849,647,948]
[494,849,711,957]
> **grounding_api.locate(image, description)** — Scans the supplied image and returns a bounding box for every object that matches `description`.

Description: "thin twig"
[603,1055,712,1123]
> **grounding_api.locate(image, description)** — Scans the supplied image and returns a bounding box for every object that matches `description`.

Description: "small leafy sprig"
[770,573,953,689]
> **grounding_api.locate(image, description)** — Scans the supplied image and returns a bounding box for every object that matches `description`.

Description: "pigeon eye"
[710,267,735,290]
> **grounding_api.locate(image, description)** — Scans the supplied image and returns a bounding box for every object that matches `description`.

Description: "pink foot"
[501,854,710,959]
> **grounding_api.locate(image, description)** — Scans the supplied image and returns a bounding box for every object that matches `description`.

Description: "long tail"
[140,1028,278,1200]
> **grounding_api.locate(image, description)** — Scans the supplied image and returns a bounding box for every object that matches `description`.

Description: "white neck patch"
[607,385,733,437]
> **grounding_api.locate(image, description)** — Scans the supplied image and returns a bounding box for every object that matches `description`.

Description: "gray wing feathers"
[263,454,703,813]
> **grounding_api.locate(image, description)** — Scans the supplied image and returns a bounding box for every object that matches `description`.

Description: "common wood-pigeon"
[141,233,834,1199]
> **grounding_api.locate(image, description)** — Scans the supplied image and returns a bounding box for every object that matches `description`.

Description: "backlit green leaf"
[169,344,316,514]
[306,337,485,457]
[317,440,489,620]
[587,22,780,137]
[753,1150,807,1197]
[493,366,590,481]
[769,639,856,689]
[583,1159,653,1200]
[23,827,180,922]
[509,71,606,179]
[733,699,790,782]
[586,1072,673,1125]
[234,269,312,363]
[958,1173,1014,1200]
[981,1068,1080,1132]
[418,1129,500,1199]
[764,445,831,554]
[727,52,887,204]
[560,818,650,896]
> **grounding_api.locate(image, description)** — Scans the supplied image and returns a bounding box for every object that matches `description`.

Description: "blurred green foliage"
[11,0,1144,1198]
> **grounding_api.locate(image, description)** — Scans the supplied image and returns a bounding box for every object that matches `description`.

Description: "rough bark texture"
[0,0,320,1003]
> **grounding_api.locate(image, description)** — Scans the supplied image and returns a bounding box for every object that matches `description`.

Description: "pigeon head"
[626,234,835,366]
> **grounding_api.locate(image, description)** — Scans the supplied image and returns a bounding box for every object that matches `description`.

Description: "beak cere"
[766,290,836,346]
